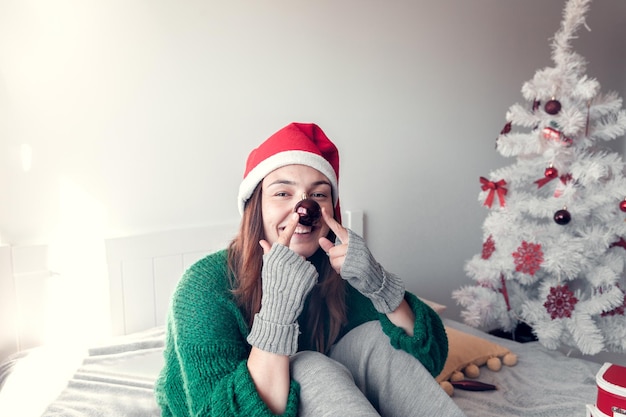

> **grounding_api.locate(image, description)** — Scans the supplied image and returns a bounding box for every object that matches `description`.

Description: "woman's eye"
[310,192,328,199]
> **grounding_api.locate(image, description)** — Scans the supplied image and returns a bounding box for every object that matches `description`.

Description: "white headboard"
[105,222,239,336]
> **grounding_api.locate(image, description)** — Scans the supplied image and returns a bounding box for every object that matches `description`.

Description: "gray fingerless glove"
[341,229,405,313]
[247,243,318,355]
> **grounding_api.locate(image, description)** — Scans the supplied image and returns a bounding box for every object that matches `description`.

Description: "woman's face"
[261,164,334,258]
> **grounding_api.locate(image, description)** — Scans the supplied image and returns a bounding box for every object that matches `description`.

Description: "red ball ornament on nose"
[294,198,321,226]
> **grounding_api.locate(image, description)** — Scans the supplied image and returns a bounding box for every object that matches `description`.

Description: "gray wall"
[1,0,626,321]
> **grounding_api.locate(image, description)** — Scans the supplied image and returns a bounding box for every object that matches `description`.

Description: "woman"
[155,122,466,417]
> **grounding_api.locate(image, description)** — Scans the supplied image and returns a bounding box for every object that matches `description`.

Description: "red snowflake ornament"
[544,285,578,320]
[512,241,544,276]
[482,235,496,259]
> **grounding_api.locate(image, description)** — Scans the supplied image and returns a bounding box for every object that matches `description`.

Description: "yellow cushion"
[436,326,511,383]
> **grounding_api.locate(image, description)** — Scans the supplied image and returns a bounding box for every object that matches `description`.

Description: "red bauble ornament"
[294,199,321,226]
[554,208,571,225]
[535,165,561,188]
[544,99,562,115]
[545,166,558,179]
[620,199,626,212]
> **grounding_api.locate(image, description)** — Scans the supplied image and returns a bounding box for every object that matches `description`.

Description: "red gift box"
[587,363,626,417]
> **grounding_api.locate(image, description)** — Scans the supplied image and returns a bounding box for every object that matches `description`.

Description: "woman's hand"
[319,207,348,274]
[320,207,406,314]
[259,212,300,254]
[319,208,412,333]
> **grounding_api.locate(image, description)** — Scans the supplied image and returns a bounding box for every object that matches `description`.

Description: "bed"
[0,223,616,417]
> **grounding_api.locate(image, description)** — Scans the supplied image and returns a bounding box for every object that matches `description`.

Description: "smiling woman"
[154,122,463,417]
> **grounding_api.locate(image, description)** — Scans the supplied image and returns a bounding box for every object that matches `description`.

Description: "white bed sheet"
[0,327,164,417]
[0,346,86,417]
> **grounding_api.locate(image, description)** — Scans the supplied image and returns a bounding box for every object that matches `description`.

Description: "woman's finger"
[319,237,335,254]
[259,212,300,254]
[259,239,272,254]
[321,207,349,244]
[278,212,300,247]
[319,236,347,274]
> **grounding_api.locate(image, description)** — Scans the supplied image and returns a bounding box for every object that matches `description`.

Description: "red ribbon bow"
[480,177,507,208]
[535,173,572,189]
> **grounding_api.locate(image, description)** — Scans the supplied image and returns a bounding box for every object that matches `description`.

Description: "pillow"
[418,297,447,314]
[436,326,517,394]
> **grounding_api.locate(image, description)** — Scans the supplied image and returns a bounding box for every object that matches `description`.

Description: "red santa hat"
[238,122,340,220]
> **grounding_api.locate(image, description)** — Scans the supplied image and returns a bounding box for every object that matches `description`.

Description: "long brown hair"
[227,184,347,353]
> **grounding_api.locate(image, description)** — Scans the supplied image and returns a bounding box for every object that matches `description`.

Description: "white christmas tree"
[452,0,626,355]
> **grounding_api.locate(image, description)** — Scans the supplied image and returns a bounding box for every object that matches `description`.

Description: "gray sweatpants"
[290,321,467,417]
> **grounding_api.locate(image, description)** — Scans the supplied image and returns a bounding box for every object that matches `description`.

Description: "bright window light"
[46,176,111,348]
[20,144,32,172]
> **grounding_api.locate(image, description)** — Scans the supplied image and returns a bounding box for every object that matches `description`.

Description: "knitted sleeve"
[378,292,449,377]
[343,287,448,377]
[155,251,299,417]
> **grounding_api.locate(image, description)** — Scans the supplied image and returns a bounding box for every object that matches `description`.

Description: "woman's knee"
[290,351,353,384]
[330,321,392,362]
[290,351,380,417]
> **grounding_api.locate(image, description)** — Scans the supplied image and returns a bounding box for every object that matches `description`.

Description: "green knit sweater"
[154,249,448,417]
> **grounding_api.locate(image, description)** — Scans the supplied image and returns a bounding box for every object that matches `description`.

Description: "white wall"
[0,246,18,360]
[1,0,626,322]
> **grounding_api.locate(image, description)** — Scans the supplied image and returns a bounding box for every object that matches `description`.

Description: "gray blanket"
[444,319,602,417]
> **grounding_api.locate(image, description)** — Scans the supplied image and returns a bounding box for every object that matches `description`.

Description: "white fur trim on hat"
[238,150,339,215]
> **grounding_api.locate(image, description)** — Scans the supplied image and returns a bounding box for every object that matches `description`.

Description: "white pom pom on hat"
[238,122,340,220]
